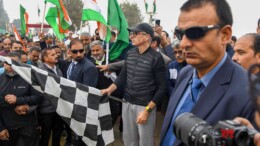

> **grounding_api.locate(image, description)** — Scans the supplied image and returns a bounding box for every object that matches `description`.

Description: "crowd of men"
[1,0,260,146]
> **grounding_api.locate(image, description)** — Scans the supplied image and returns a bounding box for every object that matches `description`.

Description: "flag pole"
[79,21,83,39]
[41,2,47,33]
[106,41,109,65]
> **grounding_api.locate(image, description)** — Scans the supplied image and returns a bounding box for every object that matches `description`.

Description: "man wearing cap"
[101,23,167,146]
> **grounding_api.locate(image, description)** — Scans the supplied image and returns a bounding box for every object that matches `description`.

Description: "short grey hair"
[90,40,103,49]
[172,40,181,49]
[80,32,91,37]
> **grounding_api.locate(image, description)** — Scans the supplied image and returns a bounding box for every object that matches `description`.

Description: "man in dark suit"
[66,39,98,146]
[67,39,98,87]
[160,0,255,146]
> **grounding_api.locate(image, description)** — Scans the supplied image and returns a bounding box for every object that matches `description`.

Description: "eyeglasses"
[129,31,148,37]
[71,49,84,54]
[175,24,221,40]
[174,50,183,55]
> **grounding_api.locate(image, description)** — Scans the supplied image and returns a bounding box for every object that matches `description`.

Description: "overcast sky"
[2,0,260,38]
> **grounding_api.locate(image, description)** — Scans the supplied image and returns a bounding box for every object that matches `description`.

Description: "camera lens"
[234,130,251,146]
[174,112,210,146]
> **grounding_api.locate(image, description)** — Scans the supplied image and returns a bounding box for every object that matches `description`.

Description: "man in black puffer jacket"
[101,23,167,146]
[0,52,43,146]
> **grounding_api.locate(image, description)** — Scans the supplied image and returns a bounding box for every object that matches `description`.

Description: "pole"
[79,21,83,39]
[106,41,109,65]
[41,2,47,33]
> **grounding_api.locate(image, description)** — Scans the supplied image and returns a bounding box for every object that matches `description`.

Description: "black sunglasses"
[175,24,221,40]
[71,49,84,54]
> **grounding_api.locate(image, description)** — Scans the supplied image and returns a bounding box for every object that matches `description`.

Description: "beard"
[74,56,83,62]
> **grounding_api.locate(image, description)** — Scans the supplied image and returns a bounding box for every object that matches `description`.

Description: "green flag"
[82,0,111,42]
[144,0,148,12]
[45,0,71,40]
[107,0,129,61]
[153,0,156,14]
[20,5,28,36]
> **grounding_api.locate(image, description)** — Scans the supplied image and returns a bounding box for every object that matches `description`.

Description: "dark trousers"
[109,99,121,125]
[0,126,40,146]
[40,112,63,146]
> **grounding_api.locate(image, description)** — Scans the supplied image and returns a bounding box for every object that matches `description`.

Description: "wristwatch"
[146,106,152,113]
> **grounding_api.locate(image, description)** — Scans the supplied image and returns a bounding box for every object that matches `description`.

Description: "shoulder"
[168,61,178,68]
[126,47,137,55]
[81,58,97,70]
[39,64,48,70]
[219,56,248,82]
[147,48,163,60]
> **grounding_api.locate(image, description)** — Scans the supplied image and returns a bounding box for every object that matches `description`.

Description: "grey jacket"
[39,64,63,114]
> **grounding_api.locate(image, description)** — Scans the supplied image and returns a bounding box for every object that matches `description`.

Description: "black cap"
[127,23,154,38]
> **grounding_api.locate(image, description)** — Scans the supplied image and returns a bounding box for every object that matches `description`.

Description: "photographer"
[233,63,260,146]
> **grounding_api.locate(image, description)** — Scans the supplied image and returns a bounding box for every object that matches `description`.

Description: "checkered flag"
[0,56,114,146]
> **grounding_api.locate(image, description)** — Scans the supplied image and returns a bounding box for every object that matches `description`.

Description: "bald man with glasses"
[161,0,255,145]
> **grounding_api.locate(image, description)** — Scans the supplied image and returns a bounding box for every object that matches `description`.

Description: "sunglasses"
[175,24,221,40]
[71,49,84,54]
[129,31,148,37]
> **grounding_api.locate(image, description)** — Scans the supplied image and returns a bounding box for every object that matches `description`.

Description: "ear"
[220,25,232,46]
[43,55,48,62]
[255,52,260,63]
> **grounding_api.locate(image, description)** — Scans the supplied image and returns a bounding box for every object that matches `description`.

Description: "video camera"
[174,113,258,146]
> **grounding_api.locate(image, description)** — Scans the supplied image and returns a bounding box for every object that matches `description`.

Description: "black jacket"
[69,58,98,87]
[0,74,43,131]
[39,64,63,114]
[114,47,167,106]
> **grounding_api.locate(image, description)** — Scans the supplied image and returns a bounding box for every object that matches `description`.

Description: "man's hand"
[0,129,9,141]
[154,25,162,35]
[136,110,149,125]
[233,117,254,128]
[96,65,109,72]
[101,88,113,96]
[5,94,17,104]
[101,84,117,96]
[234,117,260,146]
[15,105,29,115]
[38,32,45,41]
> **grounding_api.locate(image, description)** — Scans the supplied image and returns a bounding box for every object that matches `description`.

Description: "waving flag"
[45,0,72,39]
[12,25,22,42]
[82,0,111,42]
[144,0,148,12]
[12,25,26,51]
[107,0,129,61]
[20,5,28,36]
[0,56,114,146]
[38,4,41,17]
[153,0,156,14]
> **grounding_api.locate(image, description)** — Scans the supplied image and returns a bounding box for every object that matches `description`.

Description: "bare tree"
[120,2,143,27]
[63,0,83,31]
[0,0,10,30]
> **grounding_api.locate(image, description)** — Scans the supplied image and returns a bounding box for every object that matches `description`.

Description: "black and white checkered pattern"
[0,56,114,146]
